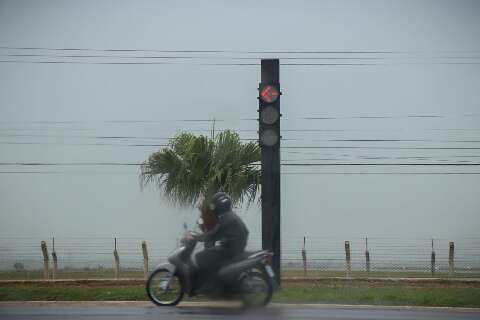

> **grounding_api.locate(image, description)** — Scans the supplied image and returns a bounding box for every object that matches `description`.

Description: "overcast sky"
[0,0,479,243]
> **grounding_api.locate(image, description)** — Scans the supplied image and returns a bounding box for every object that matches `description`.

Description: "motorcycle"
[146,219,276,307]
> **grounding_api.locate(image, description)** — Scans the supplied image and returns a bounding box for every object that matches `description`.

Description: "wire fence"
[0,235,479,280]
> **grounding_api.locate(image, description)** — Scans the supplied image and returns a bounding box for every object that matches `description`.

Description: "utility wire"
[0,162,479,166]
[0,59,384,66]
[0,46,410,54]
[1,134,480,144]
[3,53,480,61]
[2,46,480,54]
[282,163,480,166]
[0,119,253,124]
[1,140,480,149]
[0,141,169,147]
[282,172,480,175]
[0,170,479,175]
[282,146,480,150]
[2,59,480,66]
[0,113,478,123]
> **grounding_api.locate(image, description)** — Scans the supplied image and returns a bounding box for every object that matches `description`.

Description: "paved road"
[1,302,479,320]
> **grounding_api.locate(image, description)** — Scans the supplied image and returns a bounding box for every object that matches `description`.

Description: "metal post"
[430,239,436,277]
[113,238,120,280]
[40,241,49,280]
[448,241,455,276]
[345,241,351,277]
[365,237,370,274]
[302,236,307,276]
[142,241,149,280]
[51,237,58,280]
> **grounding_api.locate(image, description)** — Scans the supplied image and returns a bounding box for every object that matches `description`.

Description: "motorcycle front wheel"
[240,269,273,307]
[146,268,184,306]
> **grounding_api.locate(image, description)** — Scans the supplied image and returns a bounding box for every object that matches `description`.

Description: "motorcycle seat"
[230,250,266,263]
[218,250,268,280]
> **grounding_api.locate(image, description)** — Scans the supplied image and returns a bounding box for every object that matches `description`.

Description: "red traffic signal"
[260,85,279,103]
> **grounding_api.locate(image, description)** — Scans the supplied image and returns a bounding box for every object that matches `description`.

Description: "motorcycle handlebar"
[180,231,202,245]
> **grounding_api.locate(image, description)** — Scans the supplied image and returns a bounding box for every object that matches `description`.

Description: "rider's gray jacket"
[196,210,249,254]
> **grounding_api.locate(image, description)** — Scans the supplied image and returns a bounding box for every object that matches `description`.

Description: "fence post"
[448,241,455,276]
[113,238,120,280]
[142,241,149,280]
[51,237,58,280]
[345,241,351,277]
[365,237,370,274]
[301,236,307,276]
[40,241,49,280]
[430,239,436,277]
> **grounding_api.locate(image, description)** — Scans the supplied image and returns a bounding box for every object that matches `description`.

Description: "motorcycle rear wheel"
[240,269,273,307]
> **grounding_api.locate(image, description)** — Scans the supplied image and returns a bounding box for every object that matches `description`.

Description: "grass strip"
[1,282,479,307]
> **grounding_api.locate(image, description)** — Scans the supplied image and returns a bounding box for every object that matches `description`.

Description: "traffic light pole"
[259,59,281,286]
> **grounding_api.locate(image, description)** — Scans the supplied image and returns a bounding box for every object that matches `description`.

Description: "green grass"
[0,270,144,280]
[0,284,146,301]
[1,281,480,307]
[273,283,480,307]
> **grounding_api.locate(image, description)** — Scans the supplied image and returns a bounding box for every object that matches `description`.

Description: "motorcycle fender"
[153,262,191,295]
[153,262,176,274]
[218,256,263,280]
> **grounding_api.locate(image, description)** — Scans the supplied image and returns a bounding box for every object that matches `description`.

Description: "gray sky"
[0,0,479,242]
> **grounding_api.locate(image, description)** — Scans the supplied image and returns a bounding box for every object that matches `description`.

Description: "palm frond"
[140,130,260,209]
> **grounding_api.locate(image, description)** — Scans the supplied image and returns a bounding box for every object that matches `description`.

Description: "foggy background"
[0,0,479,249]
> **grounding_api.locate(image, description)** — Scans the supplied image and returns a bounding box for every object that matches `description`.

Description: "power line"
[1,162,479,166]
[3,141,480,149]
[0,171,137,175]
[280,128,480,132]
[0,60,257,66]
[282,172,480,175]
[1,134,479,144]
[0,119,254,124]
[2,59,480,66]
[0,46,406,54]
[284,139,480,143]
[3,53,480,61]
[2,46,480,55]
[0,170,479,175]
[282,146,480,150]
[0,141,168,147]
[282,163,480,166]
[0,134,173,139]
[299,114,480,120]
[0,162,141,166]
[1,140,480,150]
[0,113,478,124]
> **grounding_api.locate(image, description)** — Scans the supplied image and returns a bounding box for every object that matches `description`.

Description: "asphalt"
[1,302,479,320]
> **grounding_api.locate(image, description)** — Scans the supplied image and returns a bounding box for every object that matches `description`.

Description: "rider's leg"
[194,246,230,290]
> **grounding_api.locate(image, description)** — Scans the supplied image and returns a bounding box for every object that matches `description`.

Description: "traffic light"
[258,59,281,286]
[259,78,281,147]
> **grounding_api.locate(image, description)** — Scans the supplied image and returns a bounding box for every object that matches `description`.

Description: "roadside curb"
[0,301,479,312]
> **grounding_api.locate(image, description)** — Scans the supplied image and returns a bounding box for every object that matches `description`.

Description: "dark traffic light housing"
[258,82,281,147]
[258,59,281,286]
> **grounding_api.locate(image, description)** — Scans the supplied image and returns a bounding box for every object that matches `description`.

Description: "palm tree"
[139,130,260,229]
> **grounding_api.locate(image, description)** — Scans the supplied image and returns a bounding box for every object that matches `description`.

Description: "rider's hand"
[185,231,199,241]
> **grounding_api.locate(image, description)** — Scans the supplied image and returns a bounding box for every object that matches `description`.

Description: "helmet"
[208,192,232,216]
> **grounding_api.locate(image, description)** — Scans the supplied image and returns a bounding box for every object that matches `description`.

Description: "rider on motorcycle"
[193,192,249,284]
